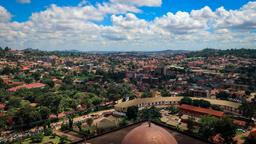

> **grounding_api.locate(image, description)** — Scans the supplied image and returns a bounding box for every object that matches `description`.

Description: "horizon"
[4,47,256,53]
[0,0,255,51]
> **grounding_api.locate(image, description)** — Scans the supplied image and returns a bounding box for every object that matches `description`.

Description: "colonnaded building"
[114,96,241,114]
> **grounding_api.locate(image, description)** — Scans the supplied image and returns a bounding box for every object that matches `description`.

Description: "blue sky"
[0,0,255,51]
[1,0,252,22]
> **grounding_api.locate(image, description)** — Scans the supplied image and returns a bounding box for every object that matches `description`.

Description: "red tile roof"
[8,83,46,92]
[22,66,30,71]
[178,104,224,117]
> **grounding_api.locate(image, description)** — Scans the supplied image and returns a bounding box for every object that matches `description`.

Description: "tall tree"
[180,97,192,105]
[126,106,138,120]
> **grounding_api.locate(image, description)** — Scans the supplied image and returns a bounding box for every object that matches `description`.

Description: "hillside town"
[0,48,255,144]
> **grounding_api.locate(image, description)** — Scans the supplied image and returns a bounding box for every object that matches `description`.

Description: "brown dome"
[122,122,178,144]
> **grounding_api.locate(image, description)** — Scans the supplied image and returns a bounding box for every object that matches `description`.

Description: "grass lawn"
[18,136,64,144]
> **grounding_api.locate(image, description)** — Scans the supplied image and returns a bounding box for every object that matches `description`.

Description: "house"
[8,83,46,92]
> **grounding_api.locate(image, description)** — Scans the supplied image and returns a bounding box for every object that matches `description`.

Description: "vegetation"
[126,106,138,120]
[199,116,236,143]
[180,97,211,108]
[188,48,256,59]
[239,101,256,118]
[141,106,161,121]
[180,97,193,105]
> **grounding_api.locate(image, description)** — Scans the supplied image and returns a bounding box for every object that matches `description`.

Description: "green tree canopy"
[126,106,138,120]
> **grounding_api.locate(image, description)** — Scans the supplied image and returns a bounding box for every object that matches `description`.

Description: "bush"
[168,106,180,114]
[44,128,53,136]
[59,136,68,144]
[60,123,69,131]
[31,133,44,143]
[119,118,128,127]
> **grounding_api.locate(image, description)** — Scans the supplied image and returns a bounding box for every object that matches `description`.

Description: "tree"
[180,97,192,105]
[141,90,152,98]
[119,118,128,127]
[192,99,211,108]
[31,71,41,81]
[13,104,41,129]
[168,106,180,114]
[41,94,64,118]
[37,106,50,120]
[91,97,103,106]
[192,99,201,107]
[199,116,218,139]
[214,117,236,143]
[41,78,54,88]
[199,116,236,143]
[31,133,44,143]
[68,114,75,129]
[161,89,170,97]
[44,128,53,136]
[63,75,73,84]
[216,91,230,100]
[59,136,68,144]
[239,102,256,118]
[4,47,10,51]
[211,105,222,111]
[76,121,82,131]
[0,78,7,89]
[141,106,161,121]
[86,118,94,126]
[7,96,22,108]
[187,116,196,132]
[126,106,138,120]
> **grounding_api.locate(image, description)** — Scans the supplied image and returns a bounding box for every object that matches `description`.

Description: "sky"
[0,0,255,51]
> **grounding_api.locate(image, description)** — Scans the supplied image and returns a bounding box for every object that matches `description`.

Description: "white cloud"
[17,0,31,4]
[0,6,11,23]
[110,0,162,7]
[213,2,256,30]
[0,1,255,51]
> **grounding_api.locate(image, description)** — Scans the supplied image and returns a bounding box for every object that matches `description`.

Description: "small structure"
[178,104,224,117]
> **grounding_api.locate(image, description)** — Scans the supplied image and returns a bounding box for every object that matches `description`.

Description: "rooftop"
[8,83,46,92]
[178,104,224,117]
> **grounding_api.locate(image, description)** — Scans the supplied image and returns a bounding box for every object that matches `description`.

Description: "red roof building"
[8,83,46,92]
[178,104,224,117]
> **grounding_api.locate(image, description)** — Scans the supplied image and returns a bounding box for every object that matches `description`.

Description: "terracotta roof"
[178,104,224,117]
[122,122,178,144]
[22,66,30,71]
[8,83,46,92]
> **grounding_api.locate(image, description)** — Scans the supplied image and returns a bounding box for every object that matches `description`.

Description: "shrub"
[31,133,44,143]
[59,136,68,144]
[60,123,69,131]
[44,128,53,136]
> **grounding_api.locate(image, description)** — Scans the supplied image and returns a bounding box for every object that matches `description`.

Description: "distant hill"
[187,48,256,58]
[86,50,190,57]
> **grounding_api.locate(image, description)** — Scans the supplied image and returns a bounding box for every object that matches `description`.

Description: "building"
[114,97,241,114]
[8,83,46,92]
